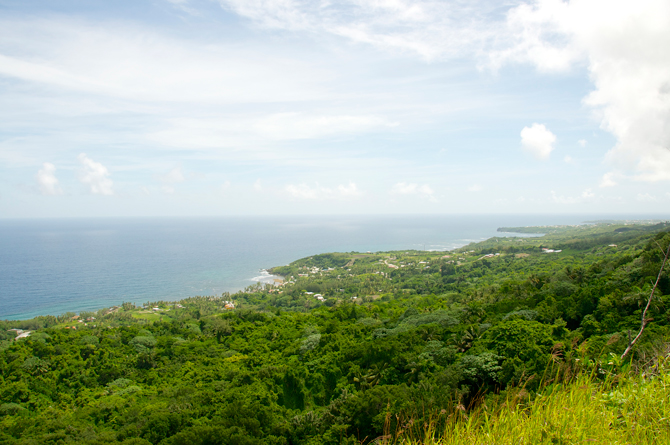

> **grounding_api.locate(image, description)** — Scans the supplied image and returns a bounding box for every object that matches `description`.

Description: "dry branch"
[621,239,670,360]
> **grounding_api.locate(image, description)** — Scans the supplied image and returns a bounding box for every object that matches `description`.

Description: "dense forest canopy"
[1,222,669,444]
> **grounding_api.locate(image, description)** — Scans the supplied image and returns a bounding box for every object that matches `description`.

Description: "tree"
[621,237,670,360]
[209,317,233,343]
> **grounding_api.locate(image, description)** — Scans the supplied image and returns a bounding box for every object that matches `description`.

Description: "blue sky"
[0,0,668,217]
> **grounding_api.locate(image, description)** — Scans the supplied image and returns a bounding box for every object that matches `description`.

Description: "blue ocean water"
[0,214,661,320]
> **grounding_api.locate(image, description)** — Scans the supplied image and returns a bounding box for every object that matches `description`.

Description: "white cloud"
[578,139,587,147]
[78,153,113,195]
[468,184,483,192]
[551,188,595,204]
[147,113,395,153]
[162,167,185,184]
[253,179,263,192]
[338,182,360,197]
[599,172,617,188]
[489,0,579,72]
[36,162,62,195]
[218,0,502,60]
[520,123,556,160]
[5,1,669,217]
[563,155,573,164]
[636,193,656,202]
[165,0,200,15]
[221,181,231,194]
[284,182,361,200]
[390,182,436,201]
[285,184,320,200]
[0,18,329,105]
[156,167,185,194]
[255,113,396,140]
[496,0,670,182]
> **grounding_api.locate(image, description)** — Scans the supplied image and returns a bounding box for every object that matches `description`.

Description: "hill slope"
[1,222,669,444]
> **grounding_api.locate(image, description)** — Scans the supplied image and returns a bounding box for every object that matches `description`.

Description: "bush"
[300,334,321,355]
[130,336,157,353]
[108,378,133,389]
[459,352,502,386]
[0,403,25,416]
[79,335,99,346]
[373,310,458,338]
[481,319,555,384]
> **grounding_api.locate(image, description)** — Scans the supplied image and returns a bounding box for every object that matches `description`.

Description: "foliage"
[1,222,669,443]
[392,356,670,444]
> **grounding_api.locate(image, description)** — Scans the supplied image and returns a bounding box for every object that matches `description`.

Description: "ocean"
[0,214,658,320]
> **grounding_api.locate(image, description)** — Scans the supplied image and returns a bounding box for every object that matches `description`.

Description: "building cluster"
[9,328,31,339]
[478,253,500,260]
[304,291,326,301]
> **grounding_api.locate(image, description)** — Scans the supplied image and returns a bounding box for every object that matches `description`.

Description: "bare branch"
[621,239,670,360]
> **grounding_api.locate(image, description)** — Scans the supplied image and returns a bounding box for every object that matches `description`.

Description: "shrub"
[78,335,99,346]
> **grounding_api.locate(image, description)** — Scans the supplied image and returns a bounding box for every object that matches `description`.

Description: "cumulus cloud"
[338,182,360,197]
[162,167,185,184]
[551,188,595,204]
[563,155,574,164]
[167,0,670,185]
[496,0,670,181]
[520,123,556,160]
[284,182,361,200]
[468,184,483,192]
[390,182,436,201]
[285,184,319,199]
[78,153,113,195]
[578,139,587,147]
[600,172,617,188]
[36,162,62,195]
[157,167,185,194]
[489,0,579,72]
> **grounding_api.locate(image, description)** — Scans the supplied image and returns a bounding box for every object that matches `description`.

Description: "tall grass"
[384,356,670,445]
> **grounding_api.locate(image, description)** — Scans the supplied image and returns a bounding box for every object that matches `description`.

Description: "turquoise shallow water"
[0,214,660,320]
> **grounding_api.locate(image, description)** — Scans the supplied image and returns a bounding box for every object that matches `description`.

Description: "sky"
[0,0,669,217]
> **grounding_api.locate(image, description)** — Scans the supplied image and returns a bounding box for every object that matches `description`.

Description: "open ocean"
[0,214,663,320]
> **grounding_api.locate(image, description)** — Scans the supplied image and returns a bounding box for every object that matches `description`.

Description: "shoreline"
[4,217,667,322]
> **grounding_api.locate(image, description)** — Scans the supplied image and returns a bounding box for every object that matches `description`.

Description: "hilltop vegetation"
[1,222,669,444]
[393,357,670,445]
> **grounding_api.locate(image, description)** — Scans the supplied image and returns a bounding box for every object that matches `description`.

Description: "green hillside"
[1,222,669,444]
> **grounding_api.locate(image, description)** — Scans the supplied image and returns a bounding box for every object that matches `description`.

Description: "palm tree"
[354,363,388,389]
[453,325,481,353]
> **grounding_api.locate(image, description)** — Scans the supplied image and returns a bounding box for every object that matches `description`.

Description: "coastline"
[250,269,285,286]
[3,215,668,320]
